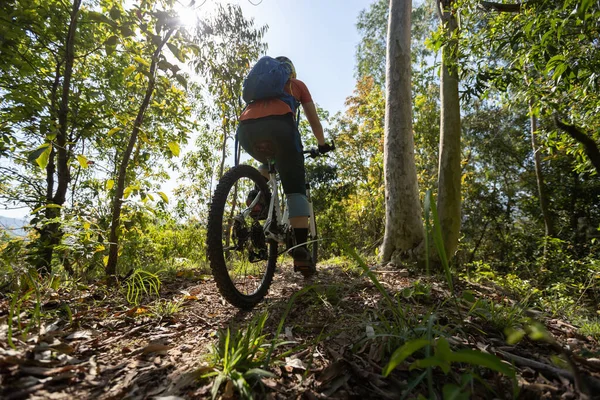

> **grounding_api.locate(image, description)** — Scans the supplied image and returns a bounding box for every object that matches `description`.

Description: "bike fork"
[263,163,287,243]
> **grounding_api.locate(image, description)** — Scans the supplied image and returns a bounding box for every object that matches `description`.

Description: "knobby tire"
[206,165,277,309]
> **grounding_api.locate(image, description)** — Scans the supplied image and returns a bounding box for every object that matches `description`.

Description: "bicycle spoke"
[207,165,278,309]
[220,175,270,296]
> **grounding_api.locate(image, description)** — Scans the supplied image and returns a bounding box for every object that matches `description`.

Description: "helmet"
[275,56,296,79]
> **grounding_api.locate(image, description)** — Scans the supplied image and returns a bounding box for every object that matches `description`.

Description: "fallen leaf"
[50,342,74,355]
[318,360,348,385]
[66,330,98,340]
[285,326,294,341]
[141,343,172,355]
[285,356,306,370]
[223,379,234,399]
[126,306,149,316]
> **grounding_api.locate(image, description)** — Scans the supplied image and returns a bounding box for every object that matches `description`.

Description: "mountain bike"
[206,144,334,309]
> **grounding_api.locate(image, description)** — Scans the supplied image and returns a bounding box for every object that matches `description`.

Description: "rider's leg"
[237,115,313,271]
[275,143,314,272]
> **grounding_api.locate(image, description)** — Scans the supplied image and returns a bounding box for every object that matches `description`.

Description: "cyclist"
[237,56,333,276]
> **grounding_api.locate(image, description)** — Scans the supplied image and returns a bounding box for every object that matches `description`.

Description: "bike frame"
[243,158,316,249]
[264,159,288,244]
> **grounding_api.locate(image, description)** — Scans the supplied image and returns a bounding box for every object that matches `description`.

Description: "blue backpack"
[242,56,300,122]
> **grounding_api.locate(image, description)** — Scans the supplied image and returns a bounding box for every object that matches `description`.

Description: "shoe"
[246,189,267,220]
[292,246,316,278]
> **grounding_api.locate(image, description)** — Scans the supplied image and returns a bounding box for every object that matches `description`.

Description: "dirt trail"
[1,264,599,399]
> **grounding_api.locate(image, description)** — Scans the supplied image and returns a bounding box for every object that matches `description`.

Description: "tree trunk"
[381,0,425,266]
[530,109,554,237]
[218,126,227,179]
[436,0,462,260]
[34,0,81,274]
[106,30,174,279]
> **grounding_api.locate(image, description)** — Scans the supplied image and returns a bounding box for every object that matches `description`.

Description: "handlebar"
[303,141,336,159]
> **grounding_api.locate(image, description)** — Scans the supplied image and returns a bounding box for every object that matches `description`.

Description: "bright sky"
[0,0,375,220]
[193,0,376,114]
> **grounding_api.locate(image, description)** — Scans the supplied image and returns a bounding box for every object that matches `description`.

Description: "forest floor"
[1,260,600,400]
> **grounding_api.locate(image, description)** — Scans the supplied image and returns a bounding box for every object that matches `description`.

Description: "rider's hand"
[318,142,334,154]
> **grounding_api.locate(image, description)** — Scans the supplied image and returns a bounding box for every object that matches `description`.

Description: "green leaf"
[88,11,116,27]
[552,63,568,81]
[105,44,116,56]
[244,368,276,379]
[151,34,163,47]
[168,141,180,156]
[108,127,121,136]
[109,6,121,20]
[169,60,181,74]
[436,337,452,362]
[32,203,62,214]
[104,35,119,46]
[461,290,476,303]
[443,383,470,400]
[411,356,451,374]
[28,144,52,169]
[77,154,89,169]
[121,26,135,37]
[167,42,186,63]
[382,338,430,376]
[157,191,169,203]
[134,56,150,67]
[527,321,551,342]
[106,179,115,190]
[545,55,565,74]
[579,0,593,18]
[175,74,187,89]
[158,59,173,72]
[449,349,515,379]
[505,327,525,345]
[124,65,136,77]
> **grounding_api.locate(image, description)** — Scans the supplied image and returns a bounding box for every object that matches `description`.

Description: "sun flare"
[173,0,209,27]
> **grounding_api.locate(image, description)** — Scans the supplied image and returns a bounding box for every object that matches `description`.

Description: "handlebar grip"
[304,141,335,158]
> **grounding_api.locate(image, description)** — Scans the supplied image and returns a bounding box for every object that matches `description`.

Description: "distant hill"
[0,215,28,237]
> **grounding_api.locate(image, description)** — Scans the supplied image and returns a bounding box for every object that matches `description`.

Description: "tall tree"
[530,108,554,237]
[381,0,425,265]
[436,0,462,259]
[192,4,267,179]
[106,3,194,278]
[0,0,84,273]
[175,4,266,219]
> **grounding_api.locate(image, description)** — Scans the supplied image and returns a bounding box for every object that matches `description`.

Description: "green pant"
[237,114,309,217]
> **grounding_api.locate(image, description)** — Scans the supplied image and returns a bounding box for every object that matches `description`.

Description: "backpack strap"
[286,81,301,128]
[295,103,301,128]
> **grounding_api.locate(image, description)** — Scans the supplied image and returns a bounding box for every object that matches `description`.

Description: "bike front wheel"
[206,165,277,309]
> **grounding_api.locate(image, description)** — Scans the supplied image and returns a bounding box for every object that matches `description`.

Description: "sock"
[294,228,308,247]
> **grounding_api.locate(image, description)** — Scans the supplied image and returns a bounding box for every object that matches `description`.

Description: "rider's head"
[276,56,296,79]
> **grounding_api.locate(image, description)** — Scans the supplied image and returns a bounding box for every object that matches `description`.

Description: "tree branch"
[555,116,600,175]
[478,1,524,12]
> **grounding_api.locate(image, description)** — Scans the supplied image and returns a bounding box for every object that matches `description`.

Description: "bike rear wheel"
[308,208,318,266]
[206,165,277,309]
